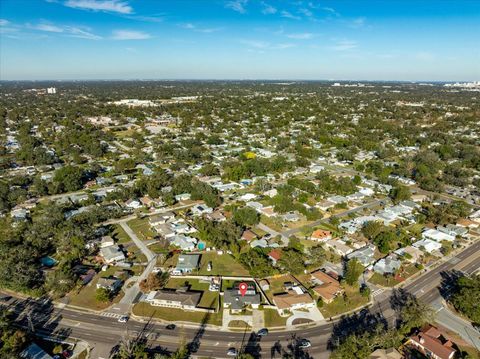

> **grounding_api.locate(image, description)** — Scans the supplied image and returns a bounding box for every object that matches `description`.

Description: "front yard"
[319,285,369,318]
[127,217,157,241]
[132,302,223,326]
[263,308,288,327]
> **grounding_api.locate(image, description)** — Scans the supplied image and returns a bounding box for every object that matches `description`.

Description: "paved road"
[4,240,480,359]
[435,303,480,351]
[281,198,386,238]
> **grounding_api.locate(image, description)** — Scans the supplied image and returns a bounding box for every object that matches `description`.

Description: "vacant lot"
[197,252,249,276]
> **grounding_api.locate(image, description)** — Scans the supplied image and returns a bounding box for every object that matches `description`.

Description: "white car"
[227,348,238,356]
[118,315,129,323]
[298,339,311,349]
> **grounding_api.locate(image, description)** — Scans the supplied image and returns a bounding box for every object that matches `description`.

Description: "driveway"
[222,309,254,330]
[286,307,324,328]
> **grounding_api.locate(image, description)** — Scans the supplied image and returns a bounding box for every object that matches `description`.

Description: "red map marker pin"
[239,282,248,297]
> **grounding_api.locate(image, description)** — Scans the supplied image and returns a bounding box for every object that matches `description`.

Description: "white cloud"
[350,17,366,28]
[322,7,340,16]
[31,23,64,32]
[180,23,221,33]
[299,8,313,17]
[0,19,10,26]
[111,29,151,40]
[287,32,313,40]
[241,39,295,50]
[28,21,101,39]
[261,2,277,15]
[332,40,358,51]
[225,0,248,13]
[64,0,133,14]
[280,11,301,20]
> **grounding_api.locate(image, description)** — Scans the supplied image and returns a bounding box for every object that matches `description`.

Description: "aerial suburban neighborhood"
[1,0,479,359]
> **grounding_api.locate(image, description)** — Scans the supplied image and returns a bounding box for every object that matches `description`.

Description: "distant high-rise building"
[47,87,56,94]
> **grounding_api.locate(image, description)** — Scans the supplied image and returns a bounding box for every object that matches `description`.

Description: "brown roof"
[242,229,257,241]
[457,218,478,227]
[311,229,331,239]
[409,325,456,359]
[153,289,202,307]
[369,348,402,359]
[268,249,282,261]
[273,290,313,309]
[311,271,343,301]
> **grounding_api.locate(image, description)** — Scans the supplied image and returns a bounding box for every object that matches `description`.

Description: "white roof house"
[170,235,197,251]
[191,204,213,216]
[422,228,455,242]
[100,244,126,264]
[413,239,442,253]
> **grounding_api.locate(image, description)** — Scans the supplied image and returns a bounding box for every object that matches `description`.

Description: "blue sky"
[0,0,479,81]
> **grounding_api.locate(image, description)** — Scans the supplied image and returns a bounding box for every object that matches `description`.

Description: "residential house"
[311,270,344,304]
[145,288,202,310]
[443,224,468,237]
[149,212,175,226]
[241,229,258,242]
[407,325,456,359]
[273,288,315,316]
[282,211,301,222]
[96,277,122,292]
[268,249,282,265]
[373,255,402,275]
[172,254,201,275]
[316,200,336,211]
[456,218,479,229]
[206,210,226,222]
[154,223,175,238]
[100,236,115,248]
[413,239,442,253]
[139,196,155,207]
[394,246,423,263]
[125,199,142,209]
[422,228,455,242]
[191,204,214,216]
[325,239,353,257]
[170,235,197,251]
[175,193,191,201]
[347,244,376,266]
[99,244,125,264]
[310,229,332,243]
[224,282,261,313]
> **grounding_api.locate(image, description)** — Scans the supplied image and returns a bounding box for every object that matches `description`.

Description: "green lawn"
[263,308,288,327]
[320,286,369,318]
[197,252,249,276]
[164,278,219,310]
[369,273,398,287]
[113,225,131,244]
[132,302,223,326]
[68,271,124,310]
[127,218,157,241]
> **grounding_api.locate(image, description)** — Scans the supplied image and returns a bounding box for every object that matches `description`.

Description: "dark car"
[166,324,176,330]
[298,339,311,349]
[257,328,269,336]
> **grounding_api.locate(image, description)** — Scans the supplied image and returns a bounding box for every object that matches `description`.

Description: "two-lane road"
[3,240,480,358]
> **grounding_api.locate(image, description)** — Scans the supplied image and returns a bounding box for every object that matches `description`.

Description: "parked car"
[298,339,311,349]
[257,328,269,336]
[166,324,176,330]
[118,315,129,323]
[227,348,238,356]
